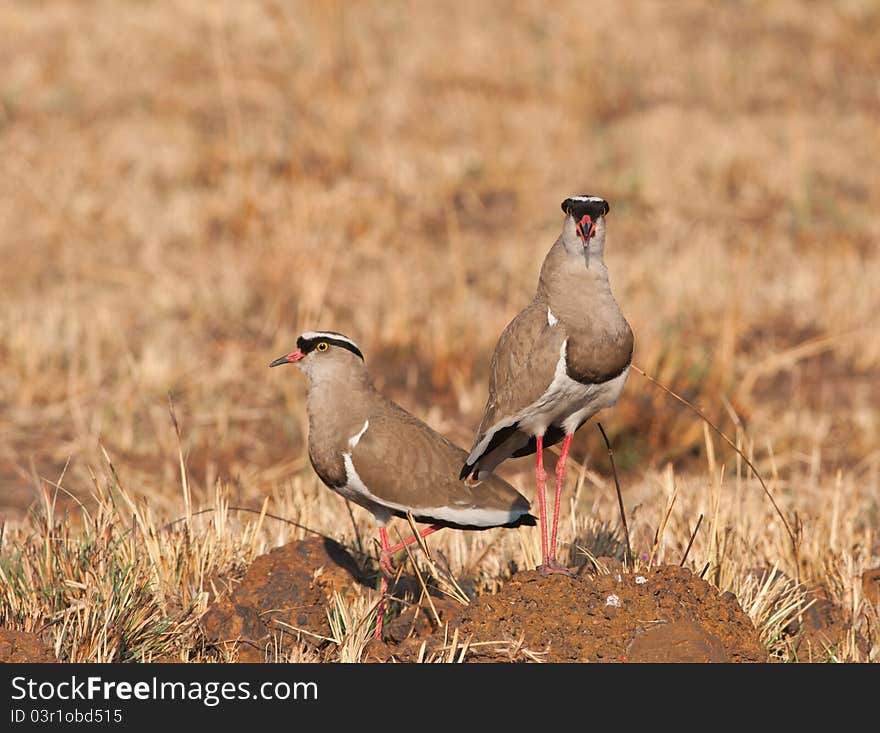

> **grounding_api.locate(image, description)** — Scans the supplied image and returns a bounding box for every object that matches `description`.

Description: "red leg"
[386,524,444,555]
[375,524,444,639]
[535,435,549,567]
[375,526,391,640]
[548,434,574,574]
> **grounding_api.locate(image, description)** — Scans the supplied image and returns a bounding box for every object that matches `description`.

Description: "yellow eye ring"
[316,342,329,352]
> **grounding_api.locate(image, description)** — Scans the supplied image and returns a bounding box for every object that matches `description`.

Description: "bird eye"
[316,342,329,352]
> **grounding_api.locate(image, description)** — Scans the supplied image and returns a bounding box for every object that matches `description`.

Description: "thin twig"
[649,493,676,568]
[398,517,441,627]
[343,498,364,558]
[596,422,632,564]
[699,561,711,579]
[680,514,703,567]
[630,364,798,575]
[404,513,469,606]
[160,505,338,544]
[167,392,191,531]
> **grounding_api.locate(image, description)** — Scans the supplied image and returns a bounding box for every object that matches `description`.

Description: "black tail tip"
[504,513,537,528]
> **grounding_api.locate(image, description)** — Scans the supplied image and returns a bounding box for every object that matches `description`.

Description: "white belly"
[464,340,630,473]
[517,343,630,436]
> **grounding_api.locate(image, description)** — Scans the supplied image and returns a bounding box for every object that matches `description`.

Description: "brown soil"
[387,565,768,663]
[209,540,768,662]
[0,628,57,663]
[200,536,368,661]
[786,584,868,661]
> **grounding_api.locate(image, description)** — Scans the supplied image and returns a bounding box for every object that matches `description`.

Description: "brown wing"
[480,299,566,433]
[350,402,530,526]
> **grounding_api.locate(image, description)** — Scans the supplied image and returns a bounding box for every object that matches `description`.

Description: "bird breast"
[517,341,630,437]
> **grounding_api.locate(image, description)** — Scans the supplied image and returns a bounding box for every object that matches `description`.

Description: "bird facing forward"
[460,196,633,576]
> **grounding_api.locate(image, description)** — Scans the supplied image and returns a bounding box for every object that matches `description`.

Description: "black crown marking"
[561,196,610,221]
[296,333,365,361]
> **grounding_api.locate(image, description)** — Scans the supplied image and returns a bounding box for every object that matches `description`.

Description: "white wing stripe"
[342,453,523,527]
[348,419,369,448]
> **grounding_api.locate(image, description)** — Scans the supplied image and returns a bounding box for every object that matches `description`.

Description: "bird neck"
[537,240,630,353]
[540,236,609,281]
[304,368,376,450]
[538,240,613,315]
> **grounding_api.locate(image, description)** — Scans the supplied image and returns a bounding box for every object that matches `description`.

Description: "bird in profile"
[460,196,633,576]
[270,331,535,638]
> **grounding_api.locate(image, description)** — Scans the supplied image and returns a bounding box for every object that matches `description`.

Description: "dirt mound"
[787,583,871,661]
[0,628,57,663]
[201,537,367,661]
[203,540,768,663]
[390,565,767,663]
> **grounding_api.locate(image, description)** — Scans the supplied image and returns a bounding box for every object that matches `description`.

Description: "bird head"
[560,195,610,266]
[269,331,365,381]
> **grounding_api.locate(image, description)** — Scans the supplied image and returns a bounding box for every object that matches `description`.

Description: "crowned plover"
[271,331,535,637]
[460,196,633,576]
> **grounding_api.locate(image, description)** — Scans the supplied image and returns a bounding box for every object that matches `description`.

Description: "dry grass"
[1,0,878,662]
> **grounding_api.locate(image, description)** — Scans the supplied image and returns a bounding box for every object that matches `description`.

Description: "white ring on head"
[299,331,361,351]
[568,195,606,203]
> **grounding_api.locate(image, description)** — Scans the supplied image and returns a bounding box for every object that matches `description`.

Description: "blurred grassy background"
[1,0,878,521]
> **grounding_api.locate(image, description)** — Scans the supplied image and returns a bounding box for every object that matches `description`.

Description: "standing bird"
[460,196,633,576]
[270,331,535,638]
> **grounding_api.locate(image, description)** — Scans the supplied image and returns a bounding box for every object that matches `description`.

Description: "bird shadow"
[565,518,630,576]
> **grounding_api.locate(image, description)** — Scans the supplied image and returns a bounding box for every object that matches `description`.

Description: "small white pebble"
[605,594,621,607]
[635,576,648,585]
[616,573,622,583]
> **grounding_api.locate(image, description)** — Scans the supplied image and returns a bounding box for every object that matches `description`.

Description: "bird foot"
[380,553,396,579]
[538,559,575,577]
